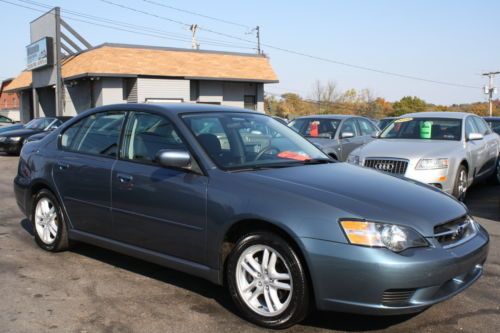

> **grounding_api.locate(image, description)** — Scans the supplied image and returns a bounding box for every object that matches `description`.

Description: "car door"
[356,117,379,145]
[338,118,364,160]
[52,111,126,238]
[464,116,484,179]
[472,116,499,176]
[111,111,208,264]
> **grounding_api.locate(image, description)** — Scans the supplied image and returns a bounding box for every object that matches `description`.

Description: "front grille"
[382,289,416,305]
[433,215,477,248]
[364,158,408,175]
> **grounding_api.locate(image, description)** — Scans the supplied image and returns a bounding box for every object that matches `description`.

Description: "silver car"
[289,115,379,160]
[347,112,500,200]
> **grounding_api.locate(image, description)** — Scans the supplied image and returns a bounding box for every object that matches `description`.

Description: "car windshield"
[486,119,500,135]
[288,118,341,138]
[182,112,329,170]
[378,118,395,130]
[24,118,55,130]
[380,117,462,141]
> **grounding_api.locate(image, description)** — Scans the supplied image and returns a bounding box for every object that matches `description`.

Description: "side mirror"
[318,133,333,139]
[156,149,191,169]
[341,131,354,139]
[467,133,483,141]
[371,131,380,138]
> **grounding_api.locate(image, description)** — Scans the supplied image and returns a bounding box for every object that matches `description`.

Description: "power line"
[5,0,255,51]
[139,0,250,29]
[99,0,480,90]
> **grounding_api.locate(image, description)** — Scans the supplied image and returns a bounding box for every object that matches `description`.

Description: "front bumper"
[302,226,489,315]
[404,167,454,194]
[14,175,31,217]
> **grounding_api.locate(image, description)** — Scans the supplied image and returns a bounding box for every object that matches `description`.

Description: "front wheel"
[226,231,310,329]
[452,165,468,201]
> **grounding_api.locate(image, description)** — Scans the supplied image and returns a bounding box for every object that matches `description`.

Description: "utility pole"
[190,24,200,50]
[256,26,261,54]
[482,71,500,117]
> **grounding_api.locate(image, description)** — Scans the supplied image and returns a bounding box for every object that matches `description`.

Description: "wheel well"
[220,219,315,302]
[29,182,55,209]
[460,160,469,176]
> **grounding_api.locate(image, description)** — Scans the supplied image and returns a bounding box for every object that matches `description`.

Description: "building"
[0,78,20,121]
[4,8,278,122]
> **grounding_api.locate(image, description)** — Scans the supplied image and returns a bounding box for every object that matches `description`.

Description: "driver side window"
[340,118,358,137]
[465,117,478,138]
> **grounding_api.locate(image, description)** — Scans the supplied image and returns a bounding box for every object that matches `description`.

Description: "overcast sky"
[1,0,499,105]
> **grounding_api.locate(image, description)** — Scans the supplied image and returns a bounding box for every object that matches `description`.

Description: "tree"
[391,96,427,116]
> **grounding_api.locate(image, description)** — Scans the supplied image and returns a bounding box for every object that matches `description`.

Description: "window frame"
[116,110,204,174]
[339,118,359,137]
[58,110,128,160]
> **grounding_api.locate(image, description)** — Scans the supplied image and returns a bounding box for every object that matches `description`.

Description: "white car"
[348,112,500,200]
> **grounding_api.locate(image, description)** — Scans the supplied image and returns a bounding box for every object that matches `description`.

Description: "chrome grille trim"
[364,158,409,175]
[433,216,477,249]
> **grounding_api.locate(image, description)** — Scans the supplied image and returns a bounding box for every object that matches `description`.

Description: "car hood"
[240,163,466,236]
[27,132,50,140]
[0,128,40,137]
[356,139,460,159]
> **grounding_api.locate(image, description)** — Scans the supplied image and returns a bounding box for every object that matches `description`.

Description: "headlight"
[8,136,22,142]
[416,158,449,170]
[339,220,428,252]
[347,155,360,165]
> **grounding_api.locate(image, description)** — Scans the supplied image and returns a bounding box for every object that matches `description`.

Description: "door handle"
[117,173,133,183]
[57,162,70,170]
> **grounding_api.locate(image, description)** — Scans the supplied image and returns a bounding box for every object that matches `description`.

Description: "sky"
[0,0,499,105]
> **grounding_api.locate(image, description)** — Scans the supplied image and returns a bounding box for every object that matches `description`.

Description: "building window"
[244,95,257,110]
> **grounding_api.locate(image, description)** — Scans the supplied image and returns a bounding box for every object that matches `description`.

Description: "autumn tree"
[391,96,427,116]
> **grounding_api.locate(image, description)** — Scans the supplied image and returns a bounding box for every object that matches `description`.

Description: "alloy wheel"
[34,197,58,245]
[235,244,293,317]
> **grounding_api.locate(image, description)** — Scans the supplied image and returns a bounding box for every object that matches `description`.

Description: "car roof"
[96,103,259,115]
[293,114,356,120]
[402,111,473,119]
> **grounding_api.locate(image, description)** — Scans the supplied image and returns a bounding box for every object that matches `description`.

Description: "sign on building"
[26,37,53,70]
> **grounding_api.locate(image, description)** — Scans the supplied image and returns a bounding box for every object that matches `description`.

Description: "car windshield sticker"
[277,151,310,161]
[394,117,413,123]
[420,121,433,139]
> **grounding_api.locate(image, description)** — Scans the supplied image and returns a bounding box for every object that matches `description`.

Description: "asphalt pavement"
[0,153,499,333]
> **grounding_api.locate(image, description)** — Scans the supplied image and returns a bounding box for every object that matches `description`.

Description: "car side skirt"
[69,229,220,284]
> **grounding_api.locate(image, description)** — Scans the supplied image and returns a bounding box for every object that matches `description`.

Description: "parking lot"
[0,153,499,333]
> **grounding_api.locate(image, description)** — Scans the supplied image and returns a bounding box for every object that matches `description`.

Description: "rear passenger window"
[61,111,126,157]
[120,112,186,164]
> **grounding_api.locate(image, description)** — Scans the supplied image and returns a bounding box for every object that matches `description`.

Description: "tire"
[492,155,500,185]
[31,189,70,252]
[226,231,310,329]
[452,165,468,201]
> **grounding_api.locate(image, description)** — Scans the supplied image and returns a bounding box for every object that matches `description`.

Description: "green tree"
[391,96,427,116]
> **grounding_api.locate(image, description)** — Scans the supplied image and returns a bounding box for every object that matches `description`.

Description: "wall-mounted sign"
[26,37,53,70]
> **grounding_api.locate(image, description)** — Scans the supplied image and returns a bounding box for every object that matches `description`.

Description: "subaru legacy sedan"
[288,115,379,160]
[348,112,500,200]
[14,104,488,328]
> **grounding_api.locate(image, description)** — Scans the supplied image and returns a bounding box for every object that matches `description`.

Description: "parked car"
[378,117,398,131]
[0,116,71,155]
[348,112,500,200]
[14,104,489,328]
[272,115,288,125]
[0,115,16,127]
[288,115,379,160]
[484,116,500,135]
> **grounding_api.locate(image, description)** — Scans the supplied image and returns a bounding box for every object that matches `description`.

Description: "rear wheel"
[452,165,468,201]
[32,189,70,252]
[226,231,310,329]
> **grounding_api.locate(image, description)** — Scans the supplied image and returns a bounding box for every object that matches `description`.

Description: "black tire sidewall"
[226,232,309,329]
[32,189,66,252]
[453,165,467,201]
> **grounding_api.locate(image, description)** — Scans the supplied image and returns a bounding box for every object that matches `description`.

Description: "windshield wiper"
[299,158,335,164]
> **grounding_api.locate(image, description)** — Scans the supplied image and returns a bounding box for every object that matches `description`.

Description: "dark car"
[484,116,500,135]
[14,104,488,328]
[0,117,71,155]
[288,115,379,160]
[0,115,17,127]
[377,116,398,131]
